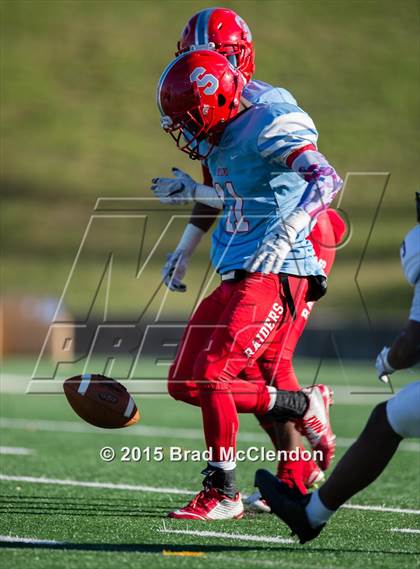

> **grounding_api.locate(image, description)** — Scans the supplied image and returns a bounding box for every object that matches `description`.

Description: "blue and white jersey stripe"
[257,109,318,163]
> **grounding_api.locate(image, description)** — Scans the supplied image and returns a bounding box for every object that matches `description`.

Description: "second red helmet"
[177,7,255,83]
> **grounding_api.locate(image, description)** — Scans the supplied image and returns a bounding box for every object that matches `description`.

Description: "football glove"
[162,224,205,292]
[151,167,224,209]
[152,167,197,205]
[375,346,395,383]
[162,250,189,292]
[245,209,311,274]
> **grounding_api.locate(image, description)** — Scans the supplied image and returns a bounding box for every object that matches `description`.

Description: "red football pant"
[168,209,345,397]
[169,273,310,461]
[168,209,346,462]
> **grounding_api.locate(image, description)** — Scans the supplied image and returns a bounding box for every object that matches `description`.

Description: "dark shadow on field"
[0,541,415,556]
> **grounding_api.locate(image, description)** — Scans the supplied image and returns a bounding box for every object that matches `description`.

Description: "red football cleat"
[303,459,325,489]
[168,487,244,520]
[297,384,336,470]
[276,463,307,495]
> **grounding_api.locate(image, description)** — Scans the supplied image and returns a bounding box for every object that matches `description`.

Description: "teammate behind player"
[152,7,346,499]
[255,193,420,542]
[154,49,343,520]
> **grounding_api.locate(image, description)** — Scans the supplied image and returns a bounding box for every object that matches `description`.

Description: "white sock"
[266,385,277,411]
[305,490,335,528]
[208,460,236,471]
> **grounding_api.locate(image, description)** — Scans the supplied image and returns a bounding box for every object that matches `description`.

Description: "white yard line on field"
[1,474,419,516]
[390,528,420,534]
[343,504,420,515]
[1,416,419,452]
[0,474,192,495]
[0,535,63,545]
[159,525,293,545]
[1,373,399,405]
[0,446,34,455]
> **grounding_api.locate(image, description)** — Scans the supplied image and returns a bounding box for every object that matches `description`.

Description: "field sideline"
[1,358,419,568]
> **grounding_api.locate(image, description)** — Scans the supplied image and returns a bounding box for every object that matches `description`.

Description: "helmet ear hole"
[218,94,226,106]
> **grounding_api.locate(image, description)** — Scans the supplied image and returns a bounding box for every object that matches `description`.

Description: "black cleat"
[255,469,325,544]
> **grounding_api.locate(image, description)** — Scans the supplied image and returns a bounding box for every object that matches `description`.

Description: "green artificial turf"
[0,358,419,568]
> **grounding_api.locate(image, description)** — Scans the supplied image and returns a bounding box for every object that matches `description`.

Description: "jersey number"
[214,181,249,234]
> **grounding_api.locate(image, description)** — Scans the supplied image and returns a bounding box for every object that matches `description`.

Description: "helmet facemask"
[161,106,216,160]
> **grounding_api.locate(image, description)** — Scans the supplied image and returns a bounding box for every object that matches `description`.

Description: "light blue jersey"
[243,79,298,106]
[207,95,323,277]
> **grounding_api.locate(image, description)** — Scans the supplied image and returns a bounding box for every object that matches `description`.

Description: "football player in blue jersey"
[153,8,347,508]
[152,48,343,520]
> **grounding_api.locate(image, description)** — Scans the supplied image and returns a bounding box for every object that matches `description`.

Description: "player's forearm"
[189,202,219,233]
[194,183,224,209]
[289,149,343,219]
[190,163,223,214]
[387,320,420,370]
[176,222,205,254]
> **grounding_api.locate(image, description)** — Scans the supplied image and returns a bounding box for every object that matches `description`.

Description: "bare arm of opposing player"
[386,320,420,369]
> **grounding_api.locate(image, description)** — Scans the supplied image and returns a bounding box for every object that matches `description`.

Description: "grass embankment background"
[2,0,419,321]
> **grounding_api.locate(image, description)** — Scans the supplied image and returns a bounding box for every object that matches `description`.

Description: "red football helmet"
[157,50,246,160]
[176,8,255,83]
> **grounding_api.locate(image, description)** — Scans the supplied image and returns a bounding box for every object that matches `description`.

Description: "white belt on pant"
[221,271,237,281]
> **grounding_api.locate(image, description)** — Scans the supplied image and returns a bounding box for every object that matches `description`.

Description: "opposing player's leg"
[255,381,420,543]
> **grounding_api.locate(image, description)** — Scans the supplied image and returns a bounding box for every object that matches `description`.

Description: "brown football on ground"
[63,374,139,428]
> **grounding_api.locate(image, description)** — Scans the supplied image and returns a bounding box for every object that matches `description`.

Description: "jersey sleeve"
[257,105,318,165]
